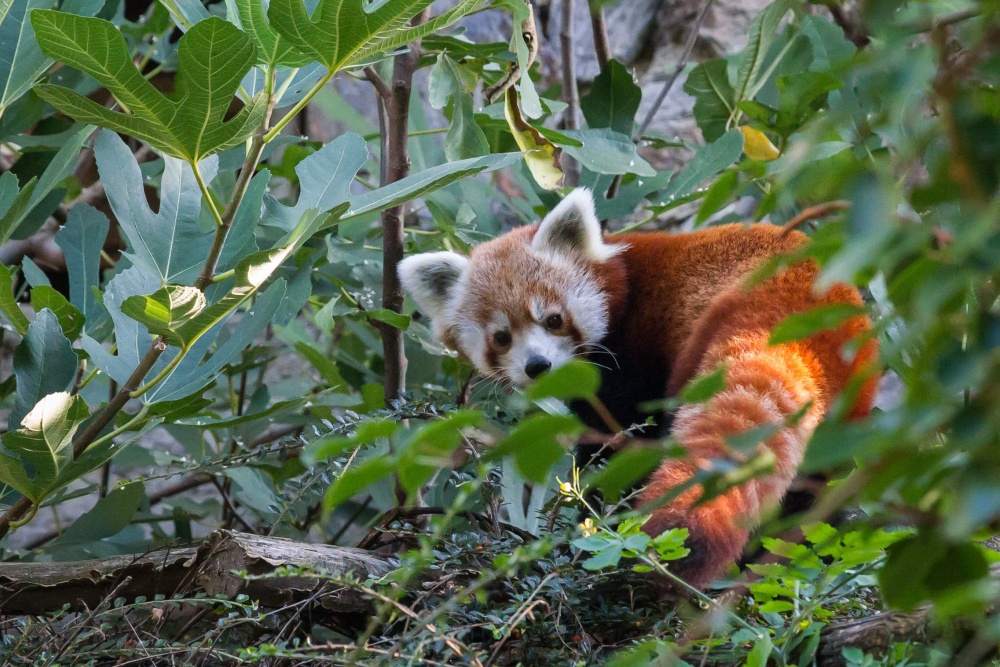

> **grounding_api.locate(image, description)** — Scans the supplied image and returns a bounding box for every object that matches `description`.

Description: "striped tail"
[639,333,836,588]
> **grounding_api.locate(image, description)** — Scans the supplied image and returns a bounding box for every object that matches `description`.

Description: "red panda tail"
[638,333,834,588]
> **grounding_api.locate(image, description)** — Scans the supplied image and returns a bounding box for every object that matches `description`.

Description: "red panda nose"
[525,356,552,379]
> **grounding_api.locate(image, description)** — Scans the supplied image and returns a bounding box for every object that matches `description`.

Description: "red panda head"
[399,188,625,386]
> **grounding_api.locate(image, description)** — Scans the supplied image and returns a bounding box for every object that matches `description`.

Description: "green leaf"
[769,303,866,345]
[32,13,264,161]
[594,169,673,221]
[695,169,739,223]
[50,482,144,545]
[264,132,368,231]
[121,285,208,346]
[0,264,29,334]
[54,203,111,338]
[227,0,310,67]
[397,410,482,492]
[429,54,488,160]
[94,130,213,284]
[0,392,89,502]
[30,286,84,340]
[20,256,49,288]
[878,533,990,612]
[584,446,671,502]
[334,152,521,227]
[149,280,287,403]
[746,634,773,667]
[0,0,55,116]
[526,360,601,403]
[127,208,327,404]
[683,58,735,142]
[9,309,77,430]
[819,173,896,289]
[680,366,727,403]
[267,0,484,73]
[366,308,411,330]
[800,14,855,71]
[734,0,791,106]
[303,419,399,465]
[323,456,394,510]
[580,59,642,136]
[294,340,347,387]
[59,416,162,503]
[489,413,582,483]
[0,172,37,245]
[582,543,623,571]
[225,467,280,514]
[158,0,209,31]
[1,127,90,245]
[776,71,842,130]
[650,129,744,212]
[559,128,655,177]
[445,83,488,161]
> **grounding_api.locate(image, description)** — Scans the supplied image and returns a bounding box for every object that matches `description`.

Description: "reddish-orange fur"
[595,225,878,586]
[404,214,879,588]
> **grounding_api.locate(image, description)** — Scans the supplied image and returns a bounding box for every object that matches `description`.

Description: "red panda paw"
[641,505,751,590]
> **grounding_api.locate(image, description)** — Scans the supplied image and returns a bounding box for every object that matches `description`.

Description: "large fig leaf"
[31,13,265,161]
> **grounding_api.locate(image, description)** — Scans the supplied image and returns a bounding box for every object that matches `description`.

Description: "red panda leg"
[638,333,826,588]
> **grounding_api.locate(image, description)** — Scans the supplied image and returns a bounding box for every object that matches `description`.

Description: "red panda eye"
[493,331,511,347]
[545,314,563,330]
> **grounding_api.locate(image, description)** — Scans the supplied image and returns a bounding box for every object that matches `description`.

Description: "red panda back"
[605,224,878,587]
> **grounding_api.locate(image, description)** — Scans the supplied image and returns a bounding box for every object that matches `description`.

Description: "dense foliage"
[0,0,998,664]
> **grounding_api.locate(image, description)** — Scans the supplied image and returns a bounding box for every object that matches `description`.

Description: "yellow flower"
[579,517,598,537]
[559,481,573,495]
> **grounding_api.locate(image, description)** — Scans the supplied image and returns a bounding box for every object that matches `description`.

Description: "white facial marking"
[565,278,608,343]
[455,314,489,372]
[504,325,575,387]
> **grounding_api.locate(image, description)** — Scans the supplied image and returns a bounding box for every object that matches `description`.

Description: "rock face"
[540,0,773,148]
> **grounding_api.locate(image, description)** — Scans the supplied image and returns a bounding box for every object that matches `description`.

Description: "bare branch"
[587,0,611,71]
[378,11,430,406]
[779,200,851,237]
[635,0,714,140]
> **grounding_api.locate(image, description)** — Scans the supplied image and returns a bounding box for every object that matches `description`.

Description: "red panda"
[398,188,879,588]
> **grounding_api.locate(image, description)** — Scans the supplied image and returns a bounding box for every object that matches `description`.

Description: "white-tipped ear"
[532,188,620,261]
[398,251,469,319]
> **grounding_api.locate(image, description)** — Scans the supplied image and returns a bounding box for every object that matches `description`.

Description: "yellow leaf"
[504,87,563,190]
[739,126,780,161]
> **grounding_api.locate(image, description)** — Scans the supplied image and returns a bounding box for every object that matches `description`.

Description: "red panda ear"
[532,188,620,261]
[398,251,468,319]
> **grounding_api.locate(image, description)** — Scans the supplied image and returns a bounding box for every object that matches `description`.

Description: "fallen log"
[0,530,395,615]
[818,607,933,665]
[817,561,1000,665]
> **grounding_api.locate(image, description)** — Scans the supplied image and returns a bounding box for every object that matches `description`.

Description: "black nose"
[524,356,552,379]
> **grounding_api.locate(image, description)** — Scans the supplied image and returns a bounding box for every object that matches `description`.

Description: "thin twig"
[587,0,611,71]
[779,200,851,237]
[377,10,429,407]
[636,0,714,140]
